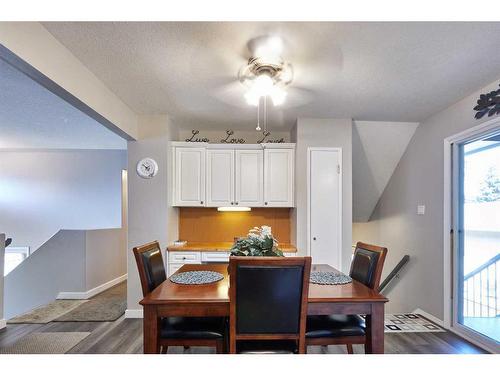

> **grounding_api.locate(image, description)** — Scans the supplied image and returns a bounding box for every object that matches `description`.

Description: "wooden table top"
[166,241,297,253]
[140,263,388,305]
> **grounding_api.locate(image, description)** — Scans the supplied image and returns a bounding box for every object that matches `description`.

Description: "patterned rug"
[54,282,126,322]
[384,313,445,333]
[8,300,88,324]
[0,332,90,354]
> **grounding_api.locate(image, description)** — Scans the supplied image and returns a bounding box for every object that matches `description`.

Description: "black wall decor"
[221,130,245,144]
[185,130,209,142]
[257,131,285,144]
[474,84,500,119]
[184,129,286,144]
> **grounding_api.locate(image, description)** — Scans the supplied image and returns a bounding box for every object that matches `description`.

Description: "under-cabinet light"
[217,207,252,212]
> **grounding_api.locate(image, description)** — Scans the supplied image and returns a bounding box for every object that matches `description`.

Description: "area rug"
[0,332,90,354]
[383,313,445,333]
[54,282,126,322]
[8,300,88,324]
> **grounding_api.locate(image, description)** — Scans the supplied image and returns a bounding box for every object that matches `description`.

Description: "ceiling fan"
[200,32,320,130]
[238,35,293,107]
[237,35,301,131]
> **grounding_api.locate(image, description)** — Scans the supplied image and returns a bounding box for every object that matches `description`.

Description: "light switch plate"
[417,205,425,215]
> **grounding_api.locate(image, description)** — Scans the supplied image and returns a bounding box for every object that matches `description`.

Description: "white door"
[264,148,294,207]
[206,149,234,207]
[308,148,342,268]
[235,150,263,207]
[173,147,205,206]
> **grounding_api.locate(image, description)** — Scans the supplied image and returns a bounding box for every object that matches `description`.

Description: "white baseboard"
[412,308,445,327]
[124,309,143,319]
[0,319,6,330]
[57,274,127,300]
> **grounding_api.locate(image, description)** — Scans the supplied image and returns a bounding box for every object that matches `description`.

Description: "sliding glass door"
[454,129,500,347]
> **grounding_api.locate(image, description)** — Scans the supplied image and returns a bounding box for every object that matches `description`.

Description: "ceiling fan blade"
[210,81,249,108]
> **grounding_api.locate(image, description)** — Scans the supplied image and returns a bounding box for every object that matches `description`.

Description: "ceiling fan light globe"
[244,90,260,106]
[253,74,274,97]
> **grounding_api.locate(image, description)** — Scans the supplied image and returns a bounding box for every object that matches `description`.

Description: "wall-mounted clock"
[136,157,158,179]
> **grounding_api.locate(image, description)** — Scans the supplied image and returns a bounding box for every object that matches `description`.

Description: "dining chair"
[228,256,312,354]
[305,242,387,354]
[133,241,226,354]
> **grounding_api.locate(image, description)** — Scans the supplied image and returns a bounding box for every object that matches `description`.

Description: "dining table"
[140,263,388,354]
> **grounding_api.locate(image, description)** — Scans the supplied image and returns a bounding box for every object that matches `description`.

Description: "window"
[4,246,30,276]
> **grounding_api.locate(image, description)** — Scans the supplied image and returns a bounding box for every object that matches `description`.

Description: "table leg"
[143,305,159,354]
[365,303,384,354]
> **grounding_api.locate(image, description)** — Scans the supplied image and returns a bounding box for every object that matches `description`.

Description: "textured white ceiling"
[42,22,500,130]
[0,58,127,149]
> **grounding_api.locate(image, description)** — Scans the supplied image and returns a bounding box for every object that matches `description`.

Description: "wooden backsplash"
[178,208,291,243]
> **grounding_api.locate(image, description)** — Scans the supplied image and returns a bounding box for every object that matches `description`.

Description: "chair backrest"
[133,241,166,297]
[229,256,312,353]
[349,242,387,290]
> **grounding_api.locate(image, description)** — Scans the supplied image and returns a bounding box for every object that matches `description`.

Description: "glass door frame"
[444,116,500,354]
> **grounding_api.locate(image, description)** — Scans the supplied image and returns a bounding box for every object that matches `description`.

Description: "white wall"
[0,149,126,251]
[292,118,353,273]
[126,115,179,316]
[352,121,419,222]
[4,227,126,319]
[4,230,86,319]
[0,233,5,329]
[353,78,500,318]
[85,228,127,291]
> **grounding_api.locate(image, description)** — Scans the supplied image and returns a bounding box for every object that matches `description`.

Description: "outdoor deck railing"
[463,253,500,318]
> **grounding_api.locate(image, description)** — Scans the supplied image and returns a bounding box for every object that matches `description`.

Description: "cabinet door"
[235,150,263,207]
[264,148,295,207]
[173,147,205,206]
[206,149,234,207]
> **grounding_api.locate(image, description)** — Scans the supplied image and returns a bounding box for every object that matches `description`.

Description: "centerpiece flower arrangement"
[230,226,284,257]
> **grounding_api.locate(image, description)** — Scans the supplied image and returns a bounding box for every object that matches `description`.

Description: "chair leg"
[216,339,224,354]
[346,344,354,354]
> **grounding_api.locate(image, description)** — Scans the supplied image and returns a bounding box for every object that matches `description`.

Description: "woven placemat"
[170,270,224,285]
[310,271,352,285]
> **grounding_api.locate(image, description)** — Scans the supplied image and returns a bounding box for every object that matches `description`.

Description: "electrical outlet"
[417,205,425,215]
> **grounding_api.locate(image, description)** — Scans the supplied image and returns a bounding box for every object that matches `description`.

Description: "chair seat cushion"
[306,314,366,339]
[160,317,225,340]
[237,340,297,354]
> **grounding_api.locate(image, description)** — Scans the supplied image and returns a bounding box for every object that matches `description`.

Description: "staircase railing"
[463,253,500,318]
[379,255,410,293]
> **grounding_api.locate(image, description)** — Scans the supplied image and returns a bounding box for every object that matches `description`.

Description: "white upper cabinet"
[235,149,264,207]
[264,148,295,207]
[171,143,295,208]
[206,149,234,207]
[173,147,206,206]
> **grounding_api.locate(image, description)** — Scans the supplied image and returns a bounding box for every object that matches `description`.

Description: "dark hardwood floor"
[0,317,486,354]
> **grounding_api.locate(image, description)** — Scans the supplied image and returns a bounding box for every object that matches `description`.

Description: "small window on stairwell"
[4,246,30,276]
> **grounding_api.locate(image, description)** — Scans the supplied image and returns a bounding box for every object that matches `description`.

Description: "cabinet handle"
[231,202,234,205]
[235,202,239,205]
[200,201,204,205]
[313,237,317,241]
[264,202,268,205]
